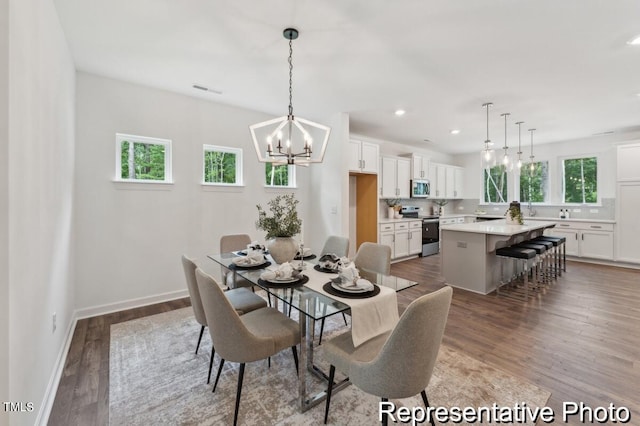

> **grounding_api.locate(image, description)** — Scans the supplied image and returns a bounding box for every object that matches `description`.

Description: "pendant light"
[250,28,331,165]
[500,112,513,172]
[528,128,536,175]
[515,121,524,169]
[481,103,496,169]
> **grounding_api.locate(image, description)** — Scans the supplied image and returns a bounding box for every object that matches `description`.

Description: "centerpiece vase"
[267,237,298,264]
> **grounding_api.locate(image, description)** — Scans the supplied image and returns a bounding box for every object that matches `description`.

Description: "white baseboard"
[35,289,189,425]
[75,289,189,320]
[36,313,77,426]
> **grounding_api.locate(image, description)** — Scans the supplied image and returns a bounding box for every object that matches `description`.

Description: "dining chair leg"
[324,365,335,424]
[288,289,293,317]
[207,346,216,384]
[421,390,436,426]
[342,312,348,326]
[233,363,245,426]
[381,397,388,426]
[212,358,225,393]
[195,325,205,354]
[291,346,299,375]
[268,357,271,368]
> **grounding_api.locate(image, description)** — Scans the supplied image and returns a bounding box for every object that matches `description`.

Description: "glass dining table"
[207,251,417,412]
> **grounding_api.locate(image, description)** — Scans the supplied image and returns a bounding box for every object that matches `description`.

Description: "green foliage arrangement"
[256,194,302,239]
[506,205,524,225]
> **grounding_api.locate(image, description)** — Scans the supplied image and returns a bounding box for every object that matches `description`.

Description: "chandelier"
[250,28,331,165]
[501,112,513,172]
[528,128,537,174]
[481,102,496,169]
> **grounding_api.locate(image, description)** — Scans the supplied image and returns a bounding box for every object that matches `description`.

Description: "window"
[115,133,172,183]
[519,161,549,203]
[203,145,243,186]
[563,157,597,204]
[265,163,296,187]
[483,165,508,203]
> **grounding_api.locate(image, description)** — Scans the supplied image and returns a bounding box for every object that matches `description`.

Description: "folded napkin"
[247,241,266,252]
[260,262,301,281]
[337,277,374,291]
[232,251,265,266]
[319,254,351,271]
[337,262,361,285]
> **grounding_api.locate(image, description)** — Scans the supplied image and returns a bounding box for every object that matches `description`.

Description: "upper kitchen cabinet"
[410,154,429,180]
[348,139,379,174]
[617,142,640,181]
[380,156,411,198]
[429,162,464,199]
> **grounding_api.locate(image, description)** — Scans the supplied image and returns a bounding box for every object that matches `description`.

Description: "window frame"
[518,160,549,204]
[561,155,599,205]
[264,163,297,188]
[114,133,173,184]
[481,164,509,205]
[202,144,244,186]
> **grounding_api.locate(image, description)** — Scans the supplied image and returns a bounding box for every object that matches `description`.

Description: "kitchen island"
[440,219,557,294]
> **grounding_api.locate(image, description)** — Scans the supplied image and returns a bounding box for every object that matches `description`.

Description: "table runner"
[300,265,399,347]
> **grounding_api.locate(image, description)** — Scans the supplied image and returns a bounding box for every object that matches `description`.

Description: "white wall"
[0,0,9,423]
[74,73,346,310]
[7,0,76,424]
[456,137,618,204]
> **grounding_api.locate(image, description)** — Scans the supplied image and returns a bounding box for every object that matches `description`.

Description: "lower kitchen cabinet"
[546,221,614,260]
[379,220,422,260]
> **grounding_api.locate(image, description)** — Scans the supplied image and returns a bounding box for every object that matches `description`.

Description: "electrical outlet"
[493,207,500,211]
[458,206,464,210]
[590,209,599,213]
[52,312,57,333]
[330,206,337,214]
[573,208,581,213]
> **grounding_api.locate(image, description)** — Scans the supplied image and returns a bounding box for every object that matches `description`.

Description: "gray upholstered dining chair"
[323,286,453,426]
[321,235,350,257]
[353,242,391,279]
[195,268,300,426]
[220,234,255,290]
[181,255,267,383]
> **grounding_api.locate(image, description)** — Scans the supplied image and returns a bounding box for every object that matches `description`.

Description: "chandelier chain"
[288,37,293,117]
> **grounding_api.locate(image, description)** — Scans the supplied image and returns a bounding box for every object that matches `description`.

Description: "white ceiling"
[53,0,640,154]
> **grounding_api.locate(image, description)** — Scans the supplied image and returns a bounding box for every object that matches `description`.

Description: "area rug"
[109,307,551,425]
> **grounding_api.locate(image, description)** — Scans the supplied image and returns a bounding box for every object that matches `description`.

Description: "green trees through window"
[203,145,241,185]
[484,165,508,203]
[265,163,291,187]
[120,141,165,180]
[563,157,597,203]
[520,161,548,203]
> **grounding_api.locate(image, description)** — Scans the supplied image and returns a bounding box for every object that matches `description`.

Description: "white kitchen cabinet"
[616,182,640,263]
[378,220,422,259]
[380,156,410,198]
[409,221,422,255]
[348,139,379,174]
[548,221,614,260]
[617,142,640,181]
[411,154,429,180]
[430,163,463,199]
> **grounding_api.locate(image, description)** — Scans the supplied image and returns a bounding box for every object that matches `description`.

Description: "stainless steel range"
[400,206,440,257]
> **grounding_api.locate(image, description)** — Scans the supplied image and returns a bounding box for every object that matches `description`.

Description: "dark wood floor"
[49,255,640,425]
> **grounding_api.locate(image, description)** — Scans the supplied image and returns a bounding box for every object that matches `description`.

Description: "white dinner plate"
[267,276,299,284]
[331,282,370,293]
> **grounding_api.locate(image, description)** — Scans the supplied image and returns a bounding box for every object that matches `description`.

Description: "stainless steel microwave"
[411,179,431,198]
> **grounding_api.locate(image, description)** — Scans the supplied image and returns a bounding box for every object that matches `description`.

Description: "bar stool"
[532,235,566,276]
[495,246,537,300]
[513,241,550,288]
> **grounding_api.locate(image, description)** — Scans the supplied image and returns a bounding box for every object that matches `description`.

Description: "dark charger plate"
[258,274,309,288]
[322,282,380,299]
[228,261,271,270]
[294,254,317,260]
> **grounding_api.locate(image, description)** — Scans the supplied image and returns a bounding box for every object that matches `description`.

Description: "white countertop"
[379,217,422,224]
[475,214,615,224]
[440,218,557,236]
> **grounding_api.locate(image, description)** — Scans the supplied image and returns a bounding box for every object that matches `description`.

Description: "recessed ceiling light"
[192,84,222,95]
[627,35,640,45]
[450,129,460,135]
[394,109,406,116]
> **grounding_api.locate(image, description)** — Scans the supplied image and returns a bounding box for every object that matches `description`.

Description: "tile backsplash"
[452,198,615,220]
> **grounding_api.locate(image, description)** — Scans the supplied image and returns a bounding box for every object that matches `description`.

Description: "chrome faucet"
[527,199,536,217]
